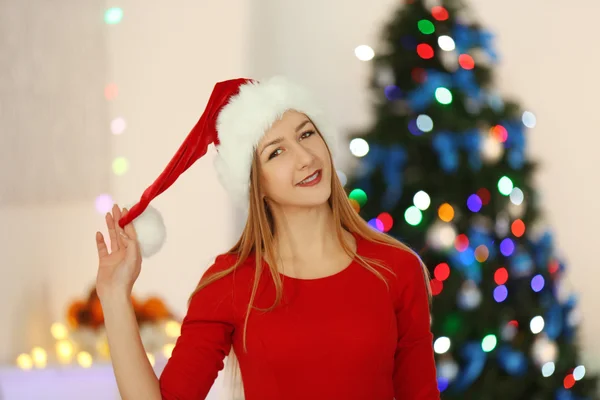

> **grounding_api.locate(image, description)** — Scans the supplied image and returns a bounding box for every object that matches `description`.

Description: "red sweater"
[159,233,440,399]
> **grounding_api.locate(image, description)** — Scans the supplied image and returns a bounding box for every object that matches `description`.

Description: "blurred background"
[1,0,599,399]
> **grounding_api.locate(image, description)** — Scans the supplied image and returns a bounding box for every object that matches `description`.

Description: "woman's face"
[256,110,332,210]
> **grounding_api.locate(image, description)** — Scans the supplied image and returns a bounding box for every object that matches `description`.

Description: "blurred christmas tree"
[345,0,599,399]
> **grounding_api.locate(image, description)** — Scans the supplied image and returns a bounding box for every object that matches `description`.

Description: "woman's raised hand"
[95,204,141,300]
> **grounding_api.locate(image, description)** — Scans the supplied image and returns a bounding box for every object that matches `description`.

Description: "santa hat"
[117,76,337,258]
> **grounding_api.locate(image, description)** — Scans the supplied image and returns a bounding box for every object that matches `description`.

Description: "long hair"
[187,128,432,399]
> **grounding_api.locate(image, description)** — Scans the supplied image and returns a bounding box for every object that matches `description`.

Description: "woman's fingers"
[96,231,109,258]
[106,209,119,252]
[113,205,127,249]
[122,207,138,240]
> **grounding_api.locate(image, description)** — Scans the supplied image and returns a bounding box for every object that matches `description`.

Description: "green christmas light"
[112,157,129,176]
[435,87,452,104]
[418,19,435,35]
[105,8,123,24]
[349,189,368,207]
[481,334,497,352]
[498,176,514,196]
[404,206,423,226]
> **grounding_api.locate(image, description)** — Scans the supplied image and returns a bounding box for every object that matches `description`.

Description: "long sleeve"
[393,251,440,399]
[159,255,236,400]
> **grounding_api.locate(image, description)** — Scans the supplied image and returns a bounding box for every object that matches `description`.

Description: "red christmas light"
[434,263,450,281]
[377,212,394,232]
[459,54,475,70]
[511,219,526,237]
[431,6,449,21]
[417,43,434,59]
[494,267,509,285]
[411,67,427,83]
[476,188,491,205]
[430,279,444,295]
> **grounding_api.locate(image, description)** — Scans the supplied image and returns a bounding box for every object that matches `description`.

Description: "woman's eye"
[267,131,314,160]
[268,149,282,160]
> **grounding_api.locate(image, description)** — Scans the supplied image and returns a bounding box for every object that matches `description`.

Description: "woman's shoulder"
[200,251,256,286]
[359,236,425,285]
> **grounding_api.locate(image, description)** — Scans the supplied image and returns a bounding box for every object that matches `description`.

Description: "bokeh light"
[377,212,394,232]
[413,190,431,210]
[349,189,367,207]
[112,157,129,176]
[435,87,453,104]
[498,176,514,196]
[434,263,450,281]
[416,114,434,132]
[510,187,524,205]
[111,117,126,135]
[438,35,455,51]
[511,219,526,237]
[467,194,483,212]
[434,337,451,354]
[500,238,515,256]
[95,194,113,214]
[455,234,469,252]
[405,206,423,226]
[438,203,454,222]
[494,267,509,285]
[431,6,449,21]
[458,54,475,70]
[494,285,508,302]
[475,245,489,262]
[481,334,497,352]
[104,83,118,100]
[530,316,545,334]
[531,274,545,292]
[355,45,375,61]
[491,125,508,142]
[349,138,370,157]
[104,8,123,24]
[418,20,435,35]
[522,111,537,128]
[430,279,444,296]
[417,43,435,59]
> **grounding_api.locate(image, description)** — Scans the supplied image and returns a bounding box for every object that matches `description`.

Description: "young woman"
[95,77,440,400]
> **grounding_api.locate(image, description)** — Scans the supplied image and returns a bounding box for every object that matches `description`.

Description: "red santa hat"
[117,76,337,258]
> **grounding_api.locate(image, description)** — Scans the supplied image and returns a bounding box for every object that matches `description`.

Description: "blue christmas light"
[531,274,545,292]
[467,194,483,212]
[500,238,515,256]
[494,285,508,302]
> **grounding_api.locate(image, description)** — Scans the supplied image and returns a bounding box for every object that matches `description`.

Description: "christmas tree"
[344,0,599,398]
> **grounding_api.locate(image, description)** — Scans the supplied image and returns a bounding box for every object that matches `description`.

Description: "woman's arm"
[393,251,440,399]
[102,292,162,400]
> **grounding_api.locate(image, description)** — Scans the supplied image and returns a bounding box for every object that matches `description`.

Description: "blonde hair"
[187,128,432,399]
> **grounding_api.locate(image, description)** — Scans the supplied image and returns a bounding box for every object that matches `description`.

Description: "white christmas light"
[349,138,369,157]
[510,187,525,205]
[355,45,375,61]
[413,190,431,210]
[541,362,555,377]
[438,35,456,51]
[530,316,545,334]
[573,365,586,380]
[522,111,537,128]
[434,336,451,354]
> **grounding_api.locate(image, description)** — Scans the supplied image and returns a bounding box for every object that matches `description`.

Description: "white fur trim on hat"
[214,76,337,211]
[128,204,166,258]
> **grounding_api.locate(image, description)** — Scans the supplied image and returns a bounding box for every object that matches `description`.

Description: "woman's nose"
[294,143,315,168]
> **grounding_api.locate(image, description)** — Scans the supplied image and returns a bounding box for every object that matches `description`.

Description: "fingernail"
[119,231,130,240]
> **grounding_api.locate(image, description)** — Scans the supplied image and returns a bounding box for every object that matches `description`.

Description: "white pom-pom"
[129,204,166,258]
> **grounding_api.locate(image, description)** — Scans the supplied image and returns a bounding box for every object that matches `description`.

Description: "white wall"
[1,0,598,390]
[0,0,250,377]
